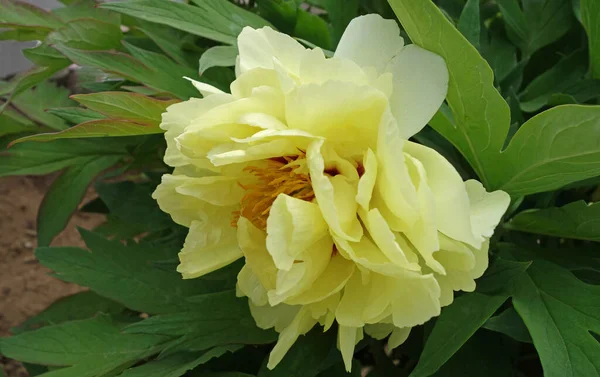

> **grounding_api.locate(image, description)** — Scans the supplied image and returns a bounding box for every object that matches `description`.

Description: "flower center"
[232,154,315,230]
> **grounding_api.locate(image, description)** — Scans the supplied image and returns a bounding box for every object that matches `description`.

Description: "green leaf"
[72,92,178,125]
[480,32,517,83]
[257,328,337,377]
[256,0,298,34]
[496,0,574,56]
[582,0,600,79]
[519,51,587,112]
[388,0,510,188]
[199,46,238,75]
[0,139,127,177]
[100,0,270,45]
[457,0,480,49]
[54,44,198,100]
[22,44,70,67]
[294,9,332,50]
[37,156,121,246]
[124,291,276,353]
[510,255,600,377]
[0,28,47,41]
[48,18,123,50]
[476,258,532,294]
[0,108,38,137]
[36,230,230,314]
[483,307,532,343]
[119,345,242,377]
[46,107,106,125]
[13,119,164,145]
[11,81,76,131]
[323,0,359,45]
[0,0,64,30]
[547,79,600,106]
[506,201,600,242]
[496,105,600,195]
[51,0,120,24]
[0,315,168,367]
[13,291,125,334]
[136,21,195,67]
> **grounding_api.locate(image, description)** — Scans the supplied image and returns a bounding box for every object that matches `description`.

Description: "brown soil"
[0,176,105,377]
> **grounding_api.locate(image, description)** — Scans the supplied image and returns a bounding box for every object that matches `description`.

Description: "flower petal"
[387,44,449,138]
[267,307,318,369]
[185,77,225,97]
[465,180,510,240]
[390,272,441,328]
[338,326,363,372]
[356,148,377,211]
[237,217,278,291]
[335,14,404,74]
[388,327,411,349]
[248,300,300,332]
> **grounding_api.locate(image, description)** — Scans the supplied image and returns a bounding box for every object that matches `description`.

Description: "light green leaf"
[483,308,532,343]
[119,345,242,377]
[519,51,587,112]
[457,0,480,49]
[48,18,123,50]
[0,138,127,177]
[496,0,573,56]
[11,81,76,130]
[71,92,178,125]
[46,107,106,125]
[0,0,64,30]
[509,254,600,377]
[36,230,231,314]
[100,0,270,45]
[582,0,600,79]
[496,105,600,195]
[124,291,276,354]
[13,291,125,334]
[0,315,168,366]
[388,0,510,188]
[506,201,600,242]
[37,155,121,246]
[199,46,238,74]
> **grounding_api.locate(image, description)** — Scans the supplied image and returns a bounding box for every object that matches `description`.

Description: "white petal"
[335,14,404,74]
[338,326,363,372]
[185,77,225,97]
[388,327,411,349]
[465,180,510,240]
[387,44,449,138]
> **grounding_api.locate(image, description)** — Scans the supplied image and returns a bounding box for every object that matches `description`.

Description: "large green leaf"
[0,315,168,367]
[199,46,238,74]
[0,0,64,30]
[46,107,106,125]
[0,108,37,137]
[37,155,121,246]
[388,0,510,188]
[496,0,574,56]
[506,201,600,242]
[582,0,600,79]
[135,21,195,67]
[496,105,600,195]
[9,81,75,130]
[36,230,230,314]
[483,307,532,343]
[508,250,600,377]
[100,0,270,45]
[48,18,123,50]
[124,291,276,353]
[119,346,242,377]
[323,0,359,45]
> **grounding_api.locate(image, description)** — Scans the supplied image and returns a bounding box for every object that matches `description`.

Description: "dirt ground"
[0,175,105,377]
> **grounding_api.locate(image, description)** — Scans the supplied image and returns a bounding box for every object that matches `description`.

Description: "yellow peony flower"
[153,14,510,371]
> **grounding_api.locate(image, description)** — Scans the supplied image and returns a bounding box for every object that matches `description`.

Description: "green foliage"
[1,0,600,376]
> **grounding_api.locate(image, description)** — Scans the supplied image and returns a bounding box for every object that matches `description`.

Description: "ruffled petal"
[465,180,511,241]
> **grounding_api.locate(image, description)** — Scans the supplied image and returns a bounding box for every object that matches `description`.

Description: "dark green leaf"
[36,230,229,314]
[37,155,121,246]
[477,258,532,294]
[100,0,270,45]
[48,18,123,50]
[294,9,332,50]
[506,201,600,242]
[256,0,298,34]
[457,0,480,49]
[51,0,120,24]
[581,0,600,78]
[199,46,238,74]
[0,108,38,137]
[136,21,195,67]
[324,0,359,45]
[483,307,532,343]
[0,0,64,30]
[13,291,125,334]
[481,32,517,83]
[46,107,106,124]
[119,345,242,377]
[11,81,76,131]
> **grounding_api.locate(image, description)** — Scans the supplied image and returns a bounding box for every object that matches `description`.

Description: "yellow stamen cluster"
[232,155,315,230]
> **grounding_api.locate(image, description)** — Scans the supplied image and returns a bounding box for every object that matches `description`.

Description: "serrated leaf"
[483,307,532,343]
[124,291,276,353]
[199,46,238,74]
[506,201,600,242]
[582,0,600,79]
[71,92,178,125]
[46,107,106,124]
[36,230,230,314]
[388,0,510,188]
[457,0,480,49]
[13,291,125,334]
[100,0,270,45]
[0,138,127,177]
[0,315,168,367]
[0,0,64,30]
[508,253,600,377]
[497,0,574,56]
[496,105,600,195]
[48,18,123,50]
